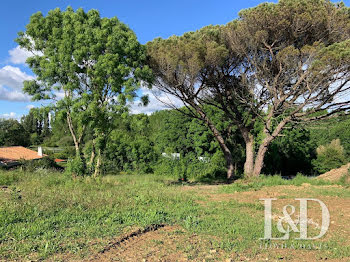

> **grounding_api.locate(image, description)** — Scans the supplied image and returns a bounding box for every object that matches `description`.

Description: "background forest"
[1,107,349,180]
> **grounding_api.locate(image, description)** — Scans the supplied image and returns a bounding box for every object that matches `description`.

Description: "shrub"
[154,151,227,181]
[66,155,85,176]
[21,157,62,172]
[312,139,347,174]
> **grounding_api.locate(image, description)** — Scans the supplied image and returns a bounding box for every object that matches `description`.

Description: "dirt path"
[89,225,213,262]
[86,184,350,262]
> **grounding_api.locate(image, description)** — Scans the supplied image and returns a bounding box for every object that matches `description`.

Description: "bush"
[312,139,347,174]
[154,151,227,181]
[66,155,85,176]
[21,157,63,172]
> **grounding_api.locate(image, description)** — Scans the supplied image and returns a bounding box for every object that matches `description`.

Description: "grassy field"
[0,169,349,261]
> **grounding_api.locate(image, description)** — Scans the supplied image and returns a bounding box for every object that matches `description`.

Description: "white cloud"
[0,65,34,90]
[8,46,33,65]
[0,112,18,120]
[0,87,31,102]
[0,65,34,102]
[130,86,184,115]
[26,104,35,110]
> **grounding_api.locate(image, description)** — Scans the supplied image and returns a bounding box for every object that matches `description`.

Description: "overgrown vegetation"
[2,0,347,179]
[2,109,350,179]
[312,139,347,174]
[0,170,349,260]
[1,1,350,261]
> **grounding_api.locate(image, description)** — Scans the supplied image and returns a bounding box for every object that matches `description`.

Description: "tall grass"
[220,174,341,193]
[0,170,199,260]
[0,170,349,260]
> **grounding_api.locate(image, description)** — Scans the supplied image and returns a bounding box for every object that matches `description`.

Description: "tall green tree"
[21,107,51,145]
[0,119,29,147]
[147,0,350,178]
[17,7,152,175]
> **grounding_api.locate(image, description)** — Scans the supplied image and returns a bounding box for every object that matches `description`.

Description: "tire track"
[91,224,166,261]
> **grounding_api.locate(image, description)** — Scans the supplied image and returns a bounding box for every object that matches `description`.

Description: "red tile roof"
[0,146,45,162]
[54,159,66,163]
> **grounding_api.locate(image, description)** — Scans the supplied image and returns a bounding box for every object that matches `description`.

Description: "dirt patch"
[316,163,350,182]
[85,184,350,261]
[254,247,350,262]
[98,224,166,254]
[88,225,229,262]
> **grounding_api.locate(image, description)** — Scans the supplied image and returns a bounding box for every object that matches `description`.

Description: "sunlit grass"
[0,170,349,260]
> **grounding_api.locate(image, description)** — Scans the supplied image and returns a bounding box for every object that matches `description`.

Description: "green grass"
[219,174,342,194]
[0,170,200,260]
[0,170,349,260]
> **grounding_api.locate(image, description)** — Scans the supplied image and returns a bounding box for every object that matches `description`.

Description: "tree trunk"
[252,141,269,177]
[252,119,290,176]
[195,108,235,180]
[240,128,255,177]
[93,148,102,177]
[88,139,96,173]
[224,150,235,180]
[212,131,235,180]
[244,139,255,177]
[67,113,80,155]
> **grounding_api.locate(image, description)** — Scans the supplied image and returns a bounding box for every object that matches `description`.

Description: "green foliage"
[66,155,85,176]
[0,172,20,186]
[154,152,227,182]
[0,170,348,260]
[51,147,75,160]
[17,7,152,176]
[312,139,347,174]
[20,158,62,172]
[81,107,335,178]
[309,115,350,156]
[20,107,51,145]
[220,173,337,193]
[264,127,316,176]
[103,114,157,174]
[147,0,350,177]
[0,119,29,147]
[148,109,244,178]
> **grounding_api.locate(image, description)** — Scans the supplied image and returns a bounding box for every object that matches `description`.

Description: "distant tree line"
[0,108,51,147]
[2,107,348,179]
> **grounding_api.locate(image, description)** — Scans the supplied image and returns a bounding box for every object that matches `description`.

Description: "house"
[0,146,46,167]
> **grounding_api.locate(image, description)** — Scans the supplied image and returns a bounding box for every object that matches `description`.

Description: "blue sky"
[0,0,348,118]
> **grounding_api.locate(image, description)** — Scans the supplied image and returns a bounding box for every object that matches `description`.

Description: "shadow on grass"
[163,175,241,186]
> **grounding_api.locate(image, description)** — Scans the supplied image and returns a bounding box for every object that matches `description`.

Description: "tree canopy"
[147,0,350,178]
[17,7,152,175]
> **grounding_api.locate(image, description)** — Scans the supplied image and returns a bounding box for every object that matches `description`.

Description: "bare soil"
[316,163,350,182]
[85,184,350,262]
